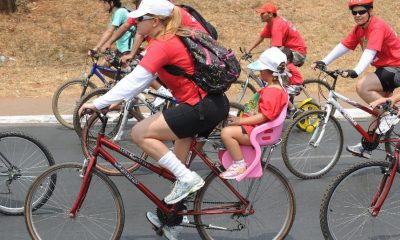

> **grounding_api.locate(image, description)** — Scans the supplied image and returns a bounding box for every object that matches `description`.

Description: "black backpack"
[179,4,218,40]
[164,30,241,94]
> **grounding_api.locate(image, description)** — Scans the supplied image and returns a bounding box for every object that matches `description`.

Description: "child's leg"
[220,126,250,179]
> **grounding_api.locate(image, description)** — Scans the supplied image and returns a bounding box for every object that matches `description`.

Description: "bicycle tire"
[227,80,258,103]
[301,79,332,108]
[282,110,343,179]
[0,132,55,215]
[82,109,145,175]
[320,161,400,240]
[24,162,125,240]
[52,79,97,129]
[73,87,109,138]
[194,163,295,239]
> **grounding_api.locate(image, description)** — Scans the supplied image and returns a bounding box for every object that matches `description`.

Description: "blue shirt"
[110,8,135,53]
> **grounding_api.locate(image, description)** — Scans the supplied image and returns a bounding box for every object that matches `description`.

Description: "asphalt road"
[0,120,387,240]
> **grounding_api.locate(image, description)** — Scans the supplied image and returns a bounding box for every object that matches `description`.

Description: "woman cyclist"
[312,0,400,159]
[79,1,229,238]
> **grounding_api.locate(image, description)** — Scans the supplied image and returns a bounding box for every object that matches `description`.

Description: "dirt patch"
[0,0,399,98]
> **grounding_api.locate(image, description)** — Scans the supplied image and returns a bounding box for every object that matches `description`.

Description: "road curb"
[0,109,371,124]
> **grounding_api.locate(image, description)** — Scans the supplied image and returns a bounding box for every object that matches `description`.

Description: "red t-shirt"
[341,16,400,68]
[139,34,207,105]
[242,87,288,135]
[260,16,307,54]
[287,63,303,85]
[126,7,207,33]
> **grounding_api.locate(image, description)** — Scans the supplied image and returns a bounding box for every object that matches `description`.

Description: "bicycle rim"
[194,164,295,239]
[24,162,124,240]
[82,110,144,175]
[52,79,96,129]
[282,110,343,179]
[0,132,55,215]
[320,161,400,240]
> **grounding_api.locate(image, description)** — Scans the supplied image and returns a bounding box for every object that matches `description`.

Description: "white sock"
[159,151,192,179]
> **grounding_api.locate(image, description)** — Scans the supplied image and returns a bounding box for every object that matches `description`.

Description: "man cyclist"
[246,3,307,67]
[312,0,400,159]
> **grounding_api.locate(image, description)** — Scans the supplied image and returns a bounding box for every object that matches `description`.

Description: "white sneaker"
[164,171,204,205]
[376,113,400,134]
[346,143,371,159]
[153,87,173,107]
[146,211,181,240]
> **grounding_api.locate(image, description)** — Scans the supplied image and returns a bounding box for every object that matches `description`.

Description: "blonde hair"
[153,7,182,38]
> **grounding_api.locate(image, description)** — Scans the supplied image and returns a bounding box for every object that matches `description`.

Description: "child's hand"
[227,115,241,126]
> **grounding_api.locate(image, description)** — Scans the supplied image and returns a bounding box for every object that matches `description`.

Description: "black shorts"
[163,94,229,138]
[375,67,400,92]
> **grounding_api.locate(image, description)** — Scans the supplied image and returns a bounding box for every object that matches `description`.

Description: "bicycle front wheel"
[282,110,343,179]
[24,162,124,240]
[0,132,55,215]
[320,161,400,240]
[194,163,295,239]
[52,79,97,129]
[82,109,145,175]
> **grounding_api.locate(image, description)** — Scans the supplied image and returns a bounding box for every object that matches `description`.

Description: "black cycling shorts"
[163,94,229,138]
[375,67,400,92]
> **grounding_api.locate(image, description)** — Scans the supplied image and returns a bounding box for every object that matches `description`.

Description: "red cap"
[256,3,278,14]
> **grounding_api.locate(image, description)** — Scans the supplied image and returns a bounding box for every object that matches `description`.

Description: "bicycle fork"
[69,157,96,217]
[309,105,333,147]
[369,155,399,217]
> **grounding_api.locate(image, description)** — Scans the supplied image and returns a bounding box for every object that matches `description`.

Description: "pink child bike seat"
[219,104,287,181]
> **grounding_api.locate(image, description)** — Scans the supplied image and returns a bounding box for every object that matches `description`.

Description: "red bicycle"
[319,104,400,239]
[24,110,295,240]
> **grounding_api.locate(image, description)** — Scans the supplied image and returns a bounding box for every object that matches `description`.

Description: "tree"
[0,0,17,13]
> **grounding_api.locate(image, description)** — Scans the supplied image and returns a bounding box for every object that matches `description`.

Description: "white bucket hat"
[247,47,287,72]
[129,0,174,18]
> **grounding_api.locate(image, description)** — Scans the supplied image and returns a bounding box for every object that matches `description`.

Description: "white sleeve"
[322,43,350,65]
[93,65,156,109]
[353,49,377,75]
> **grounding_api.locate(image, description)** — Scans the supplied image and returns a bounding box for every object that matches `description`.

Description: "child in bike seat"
[280,47,304,118]
[220,47,289,179]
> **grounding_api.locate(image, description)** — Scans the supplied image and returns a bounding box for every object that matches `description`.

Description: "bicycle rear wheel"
[282,110,343,179]
[320,161,400,240]
[0,132,55,215]
[82,110,145,175]
[73,87,109,138]
[52,79,97,129]
[194,163,295,239]
[24,162,124,240]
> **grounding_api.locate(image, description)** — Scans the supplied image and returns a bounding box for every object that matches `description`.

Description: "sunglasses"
[137,15,155,22]
[351,9,368,16]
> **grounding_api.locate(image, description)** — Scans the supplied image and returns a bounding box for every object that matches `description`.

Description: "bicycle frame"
[311,90,380,147]
[70,116,251,219]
